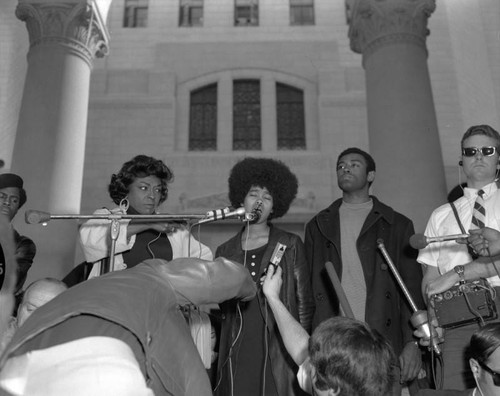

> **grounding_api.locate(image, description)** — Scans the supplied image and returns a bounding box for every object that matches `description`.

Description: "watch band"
[454,265,466,285]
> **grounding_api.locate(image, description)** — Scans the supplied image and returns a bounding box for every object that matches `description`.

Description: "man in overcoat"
[305,147,424,395]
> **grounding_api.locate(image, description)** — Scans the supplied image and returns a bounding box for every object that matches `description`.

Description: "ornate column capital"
[346,0,435,59]
[16,0,110,66]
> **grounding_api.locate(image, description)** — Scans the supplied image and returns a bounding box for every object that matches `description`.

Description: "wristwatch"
[454,265,466,285]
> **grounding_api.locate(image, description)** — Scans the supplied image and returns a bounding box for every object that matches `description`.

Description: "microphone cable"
[213,219,251,396]
[261,293,273,396]
[186,221,206,259]
[213,299,244,396]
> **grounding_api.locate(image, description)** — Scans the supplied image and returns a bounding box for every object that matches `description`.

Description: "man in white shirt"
[418,124,500,389]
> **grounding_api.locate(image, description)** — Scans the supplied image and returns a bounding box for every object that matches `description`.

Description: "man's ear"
[469,358,480,377]
[328,388,340,396]
[367,171,375,183]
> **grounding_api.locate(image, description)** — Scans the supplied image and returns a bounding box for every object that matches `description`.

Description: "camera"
[431,279,497,329]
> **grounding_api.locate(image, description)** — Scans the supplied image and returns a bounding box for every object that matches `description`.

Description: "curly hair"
[108,155,174,205]
[309,317,396,396]
[228,157,298,220]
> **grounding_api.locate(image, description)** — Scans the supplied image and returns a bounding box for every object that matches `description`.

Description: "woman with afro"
[214,157,314,396]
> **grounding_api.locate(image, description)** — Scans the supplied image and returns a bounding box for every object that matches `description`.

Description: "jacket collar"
[314,196,395,241]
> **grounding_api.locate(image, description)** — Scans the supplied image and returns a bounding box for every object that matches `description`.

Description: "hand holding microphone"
[262,264,283,302]
[149,221,186,234]
[467,227,500,256]
[409,233,469,249]
[411,310,444,353]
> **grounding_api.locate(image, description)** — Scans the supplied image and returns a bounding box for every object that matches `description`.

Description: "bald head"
[17,278,67,327]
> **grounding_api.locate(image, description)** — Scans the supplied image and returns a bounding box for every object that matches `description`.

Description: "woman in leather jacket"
[214,157,314,396]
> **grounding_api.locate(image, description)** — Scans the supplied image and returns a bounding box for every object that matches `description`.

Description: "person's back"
[0,258,255,396]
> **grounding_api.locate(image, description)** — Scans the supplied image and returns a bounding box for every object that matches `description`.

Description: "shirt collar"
[463,180,498,199]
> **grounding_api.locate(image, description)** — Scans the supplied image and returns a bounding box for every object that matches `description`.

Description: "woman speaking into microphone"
[214,157,314,396]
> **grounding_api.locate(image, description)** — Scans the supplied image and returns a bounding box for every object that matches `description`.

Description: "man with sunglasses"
[418,125,500,390]
[416,323,500,396]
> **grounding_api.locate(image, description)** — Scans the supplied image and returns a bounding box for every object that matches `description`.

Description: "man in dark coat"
[304,147,425,395]
[0,173,36,295]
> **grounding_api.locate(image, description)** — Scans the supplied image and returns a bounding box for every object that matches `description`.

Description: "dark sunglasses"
[462,146,498,157]
[479,360,500,386]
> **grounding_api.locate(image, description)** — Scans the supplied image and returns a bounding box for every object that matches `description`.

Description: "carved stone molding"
[346,0,436,59]
[16,1,109,66]
[177,191,317,213]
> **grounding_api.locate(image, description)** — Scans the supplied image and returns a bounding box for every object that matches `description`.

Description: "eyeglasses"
[478,360,500,386]
[462,146,498,157]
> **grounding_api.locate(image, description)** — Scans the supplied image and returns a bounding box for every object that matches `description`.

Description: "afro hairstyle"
[228,157,298,220]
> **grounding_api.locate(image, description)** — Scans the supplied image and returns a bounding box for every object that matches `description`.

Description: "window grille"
[179,0,203,27]
[189,84,217,151]
[233,80,261,150]
[235,0,259,26]
[290,0,314,26]
[277,83,306,150]
[123,0,149,27]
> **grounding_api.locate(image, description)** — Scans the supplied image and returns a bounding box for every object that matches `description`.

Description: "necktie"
[471,189,486,230]
[468,189,485,260]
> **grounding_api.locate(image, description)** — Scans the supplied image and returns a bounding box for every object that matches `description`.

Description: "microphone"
[377,239,441,355]
[266,242,287,273]
[245,201,263,222]
[197,207,247,225]
[409,233,469,249]
[25,210,51,224]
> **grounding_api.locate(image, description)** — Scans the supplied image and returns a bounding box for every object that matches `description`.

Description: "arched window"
[276,83,305,149]
[233,79,261,150]
[189,83,217,151]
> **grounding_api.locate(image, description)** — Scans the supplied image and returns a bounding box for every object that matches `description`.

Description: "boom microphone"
[377,239,441,355]
[25,210,51,224]
[197,207,247,225]
[409,233,469,250]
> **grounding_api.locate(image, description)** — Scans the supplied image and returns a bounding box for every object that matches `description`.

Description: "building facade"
[1,0,499,280]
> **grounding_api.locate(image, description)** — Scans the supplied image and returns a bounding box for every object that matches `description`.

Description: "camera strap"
[449,201,478,260]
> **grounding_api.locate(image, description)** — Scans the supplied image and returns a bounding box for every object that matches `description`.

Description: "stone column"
[346,0,446,231]
[12,0,109,280]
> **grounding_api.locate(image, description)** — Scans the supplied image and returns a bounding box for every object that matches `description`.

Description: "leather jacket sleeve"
[291,235,315,333]
[154,257,256,306]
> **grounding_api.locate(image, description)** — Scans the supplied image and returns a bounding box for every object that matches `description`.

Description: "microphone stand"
[377,238,441,355]
[25,210,206,275]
